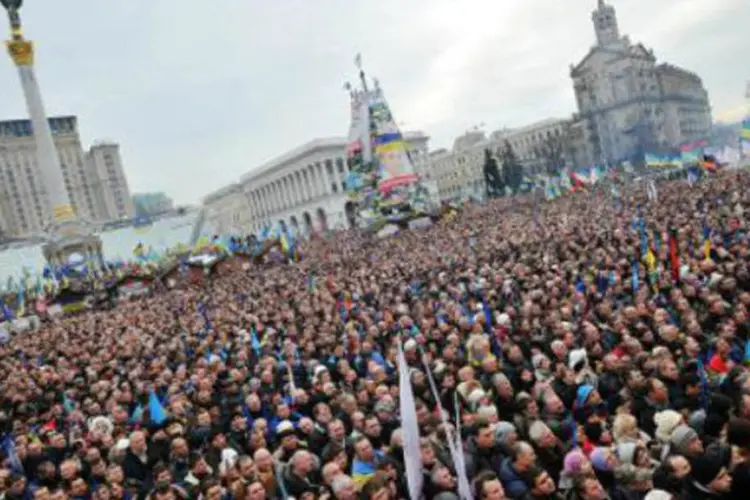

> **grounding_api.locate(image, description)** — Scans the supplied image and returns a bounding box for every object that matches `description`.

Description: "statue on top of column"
[1,0,23,33]
[0,0,23,11]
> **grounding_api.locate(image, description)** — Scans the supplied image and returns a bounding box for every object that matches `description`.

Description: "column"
[276,180,284,212]
[261,186,270,215]
[253,191,261,218]
[291,174,301,206]
[287,174,296,206]
[246,191,255,222]
[315,162,327,195]
[296,174,304,204]
[307,165,318,199]
[4,11,75,225]
[302,169,312,200]
[324,159,335,194]
[279,179,287,210]
[283,176,291,207]
[294,172,303,204]
[254,189,261,216]
[273,180,280,212]
[268,183,275,214]
[265,185,272,214]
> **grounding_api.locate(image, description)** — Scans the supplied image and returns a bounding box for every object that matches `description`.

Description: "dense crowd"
[2,170,750,500]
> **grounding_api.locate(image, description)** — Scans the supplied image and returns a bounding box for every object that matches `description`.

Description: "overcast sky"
[0,0,746,205]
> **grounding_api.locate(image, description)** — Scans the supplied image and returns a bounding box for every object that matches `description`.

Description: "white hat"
[569,348,588,371]
[404,339,418,352]
[88,416,114,437]
[219,448,239,475]
[644,490,672,500]
[276,420,295,435]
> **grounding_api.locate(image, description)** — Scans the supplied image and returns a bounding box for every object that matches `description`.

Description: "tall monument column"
[1,0,103,269]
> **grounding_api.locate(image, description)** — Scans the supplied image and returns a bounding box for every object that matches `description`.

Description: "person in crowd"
[1,169,750,500]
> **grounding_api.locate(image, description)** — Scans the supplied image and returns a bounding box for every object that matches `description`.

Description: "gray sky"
[0,0,746,205]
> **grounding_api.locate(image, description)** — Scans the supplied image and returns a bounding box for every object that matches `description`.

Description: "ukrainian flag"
[742,118,750,140]
[15,290,25,318]
[351,458,377,489]
[375,140,406,154]
[279,231,289,255]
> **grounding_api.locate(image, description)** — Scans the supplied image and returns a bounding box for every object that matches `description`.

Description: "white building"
[202,132,429,235]
[426,118,572,200]
[201,183,246,236]
[0,116,101,238]
[84,142,135,222]
[570,1,712,165]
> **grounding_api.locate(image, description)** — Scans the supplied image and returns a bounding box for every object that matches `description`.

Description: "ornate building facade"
[570,0,712,165]
[426,118,572,200]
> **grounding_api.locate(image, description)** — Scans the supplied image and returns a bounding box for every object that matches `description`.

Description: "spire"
[592,0,620,46]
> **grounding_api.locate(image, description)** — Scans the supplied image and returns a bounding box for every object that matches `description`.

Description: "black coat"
[122,450,152,492]
[729,462,750,500]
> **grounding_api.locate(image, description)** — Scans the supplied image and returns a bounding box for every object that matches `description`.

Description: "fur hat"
[654,410,682,443]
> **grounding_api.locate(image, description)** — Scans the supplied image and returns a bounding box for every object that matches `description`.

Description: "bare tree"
[533,125,573,175]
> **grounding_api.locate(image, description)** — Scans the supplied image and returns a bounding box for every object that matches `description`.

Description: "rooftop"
[202,183,242,205]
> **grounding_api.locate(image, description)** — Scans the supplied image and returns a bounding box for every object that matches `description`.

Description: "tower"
[1,0,103,270]
[591,0,620,46]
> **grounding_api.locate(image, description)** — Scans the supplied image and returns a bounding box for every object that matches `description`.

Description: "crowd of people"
[2,169,750,500]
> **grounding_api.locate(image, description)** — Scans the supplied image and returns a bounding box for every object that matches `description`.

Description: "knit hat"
[563,449,588,476]
[670,425,699,454]
[494,421,516,444]
[575,385,594,409]
[688,409,707,435]
[691,446,730,486]
[590,447,613,472]
[569,348,588,372]
[654,410,682,443]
